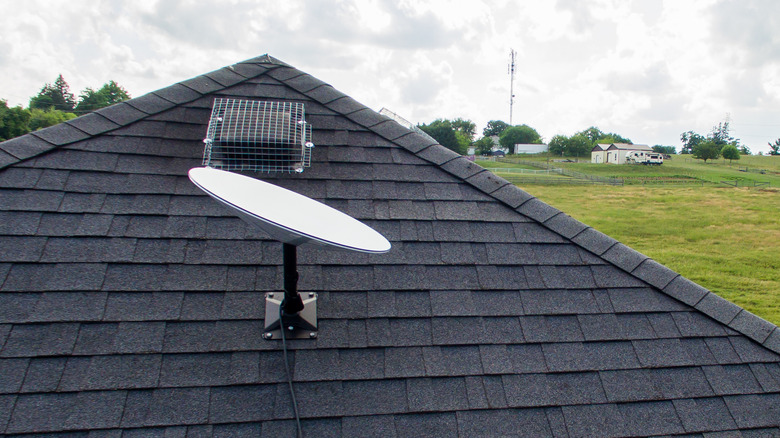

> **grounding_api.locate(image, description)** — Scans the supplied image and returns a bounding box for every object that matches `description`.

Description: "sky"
[1,0,779,153]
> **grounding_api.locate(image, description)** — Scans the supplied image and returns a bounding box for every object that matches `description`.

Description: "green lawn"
[520,184,780,325]
[509,154,780,186]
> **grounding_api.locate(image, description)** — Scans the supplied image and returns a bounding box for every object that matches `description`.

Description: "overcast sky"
[2,0,779,153]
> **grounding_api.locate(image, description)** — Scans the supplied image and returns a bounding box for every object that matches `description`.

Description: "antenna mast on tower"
[508,48,517,125]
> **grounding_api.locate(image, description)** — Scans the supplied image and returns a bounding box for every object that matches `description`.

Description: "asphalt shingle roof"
[1,54,779,436]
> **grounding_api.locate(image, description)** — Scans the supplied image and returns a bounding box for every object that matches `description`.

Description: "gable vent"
[203,98,314,173]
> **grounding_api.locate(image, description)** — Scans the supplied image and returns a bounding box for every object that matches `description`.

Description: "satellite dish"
[188,166,390,253]
[188,166,391,339]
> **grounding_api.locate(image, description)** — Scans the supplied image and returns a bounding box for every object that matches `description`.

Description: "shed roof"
[1,54,779,436]
[606,143,652,151]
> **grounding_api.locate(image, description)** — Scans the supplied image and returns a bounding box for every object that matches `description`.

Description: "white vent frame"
[203,98,314,173]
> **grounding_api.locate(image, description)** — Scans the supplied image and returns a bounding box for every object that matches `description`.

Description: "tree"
[680,131,704,154]
[548,134,567,156]
[597,132,632,145]
[473,136,494,155]
[546,133,591,157]
[721,144,740,163]
[652,145,676,155]
[418,119,464,154]
[692,140,721,162]
[709,120,734,146]
[576,126,605,144]
[29,74,76,111]
[738,145,751,155]
[28,108,76,131]
[0,100,32,141]
[499,124,542,149]
[483,120,509,137]
[75,80,130,113]
[567,134,592,157]
[768,139,780,155]
[450,118,476,142]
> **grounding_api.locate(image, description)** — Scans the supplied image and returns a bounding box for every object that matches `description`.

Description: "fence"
[497,158,624,185]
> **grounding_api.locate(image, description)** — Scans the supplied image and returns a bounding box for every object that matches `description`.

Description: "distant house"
[592,143,652,164]
[514,143,548,154]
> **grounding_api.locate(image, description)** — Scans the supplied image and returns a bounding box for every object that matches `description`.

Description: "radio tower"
[508,49,517,125]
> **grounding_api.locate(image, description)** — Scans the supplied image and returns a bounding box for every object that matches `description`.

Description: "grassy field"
[480,155,780,324]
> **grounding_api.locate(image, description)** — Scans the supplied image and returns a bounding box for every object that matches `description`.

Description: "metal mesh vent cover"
[203,98,314,173]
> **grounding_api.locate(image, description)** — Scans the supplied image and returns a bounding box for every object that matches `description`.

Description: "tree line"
[0,75,130,141]
[418,118,639,158]
[419,116,780,160]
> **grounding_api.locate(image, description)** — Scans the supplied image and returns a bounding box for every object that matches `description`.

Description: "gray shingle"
[608,287,687,313]
[440,157,485,180]
[152,84,202,104]
[84,354,162,390]
[94,102,148,125]
[65,112,121,136]
[342,379,408,416]
[160,353,229,387]
[761,329,780,354]
[1,323,79,357]
[367,120,412,141]
[179,76,224,95]
[72,322,118,355]
[571,227,619,256]
[695,292,743,325]
[561,403,627,438]
[456,408,552,437]
[506,344,547,374]
[728,310,776,344]
[601,243,648,273]
[515,198,561,223]
[0,358,29,393]
[633,338,694,367]
[422,345,483,376]
[663,275,710,306]
[617,401,684,436]
[703,364,763,395]
[203,67,247,87]
[406,377,468,412]
[723,393,780,428]
[652,367,714,399]
[674,397,738,433]
[341,415,396,438]
[521,289,599,315]
[0,134,57,161]
[503,372,606,407]
[632,259,679,289]
[31,123,90,146]
[415,144,461,166]
[465,170,510,194]
[395,412,458,438]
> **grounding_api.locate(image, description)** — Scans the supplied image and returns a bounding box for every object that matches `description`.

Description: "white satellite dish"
[188,166,391,339]
[188,166,390,253]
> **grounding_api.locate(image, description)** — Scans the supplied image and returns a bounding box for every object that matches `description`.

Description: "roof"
[606,143,652,151]
[1,54,779,436]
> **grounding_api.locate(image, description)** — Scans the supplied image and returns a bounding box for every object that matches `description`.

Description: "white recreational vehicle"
[625,150,664,165]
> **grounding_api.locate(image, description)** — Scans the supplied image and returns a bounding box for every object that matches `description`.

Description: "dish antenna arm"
[282,243,304,314]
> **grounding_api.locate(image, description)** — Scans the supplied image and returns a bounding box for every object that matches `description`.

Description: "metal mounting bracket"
[263,292,318,340]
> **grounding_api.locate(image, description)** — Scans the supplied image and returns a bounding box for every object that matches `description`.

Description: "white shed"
[593,143,652,164]
[514,143,549,154]
[591,144,609,163]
